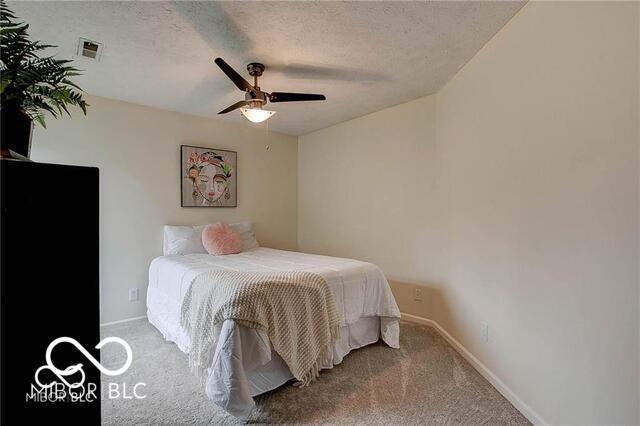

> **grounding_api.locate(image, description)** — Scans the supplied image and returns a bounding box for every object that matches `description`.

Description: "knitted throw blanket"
[180,270,341,386]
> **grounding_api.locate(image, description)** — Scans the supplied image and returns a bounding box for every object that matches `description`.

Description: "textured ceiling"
[9,1,525,136]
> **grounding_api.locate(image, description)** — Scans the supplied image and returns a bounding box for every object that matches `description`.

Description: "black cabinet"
[1,160,100,424]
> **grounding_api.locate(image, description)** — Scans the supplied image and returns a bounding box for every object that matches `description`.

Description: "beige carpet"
[101,319,529,425]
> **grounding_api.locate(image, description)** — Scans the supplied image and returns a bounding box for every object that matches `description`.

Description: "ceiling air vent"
[77,38,103,60]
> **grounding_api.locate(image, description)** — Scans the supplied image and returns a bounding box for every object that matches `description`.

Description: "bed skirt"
[148,306,399,417]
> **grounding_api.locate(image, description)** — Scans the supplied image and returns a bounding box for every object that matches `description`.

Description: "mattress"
[147,247,401,417]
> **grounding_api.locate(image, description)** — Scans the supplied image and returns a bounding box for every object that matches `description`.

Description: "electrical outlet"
[480,321,489,343]
[128,288,139,302]
[413,287,423,302]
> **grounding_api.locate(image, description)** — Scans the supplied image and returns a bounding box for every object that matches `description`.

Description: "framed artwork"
[181,145,237,207]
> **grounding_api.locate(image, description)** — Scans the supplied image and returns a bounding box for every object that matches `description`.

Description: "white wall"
[31,95,298,324]
[298,95,444,280]
[299,2,639,424]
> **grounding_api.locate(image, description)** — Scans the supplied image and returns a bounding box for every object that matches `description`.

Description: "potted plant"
[0,0,88,159]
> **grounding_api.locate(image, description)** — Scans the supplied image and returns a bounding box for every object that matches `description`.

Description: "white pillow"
[163,225,206,256]
[229,221,260,251]
[163,222,259,255]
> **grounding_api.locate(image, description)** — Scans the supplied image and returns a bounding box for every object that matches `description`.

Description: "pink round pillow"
[202,223,242,255]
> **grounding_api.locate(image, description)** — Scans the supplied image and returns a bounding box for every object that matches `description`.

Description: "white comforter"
[146,247,400,417]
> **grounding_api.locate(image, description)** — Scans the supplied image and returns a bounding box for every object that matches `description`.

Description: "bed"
[146,245,401,417]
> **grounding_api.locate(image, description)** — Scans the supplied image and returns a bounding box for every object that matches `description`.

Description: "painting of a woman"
[181,146,237,207]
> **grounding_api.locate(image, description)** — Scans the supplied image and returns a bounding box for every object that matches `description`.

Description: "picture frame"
[180,145,237,207]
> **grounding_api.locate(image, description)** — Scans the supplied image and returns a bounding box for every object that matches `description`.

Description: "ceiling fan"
[214,57,326,123]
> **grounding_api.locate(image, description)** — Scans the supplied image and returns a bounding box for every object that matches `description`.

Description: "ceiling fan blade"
[218,100,249,114]
[268,92,326,103]
[214,58,254,93]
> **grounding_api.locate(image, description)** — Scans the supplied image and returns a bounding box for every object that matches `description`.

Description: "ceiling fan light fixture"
[240,107,276,123]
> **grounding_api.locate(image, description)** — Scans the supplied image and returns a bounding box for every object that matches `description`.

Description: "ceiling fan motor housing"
[245,90,267,107]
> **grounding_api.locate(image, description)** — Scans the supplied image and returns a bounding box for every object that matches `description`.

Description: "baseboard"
[100,315,147,327]
[401,312,547,426]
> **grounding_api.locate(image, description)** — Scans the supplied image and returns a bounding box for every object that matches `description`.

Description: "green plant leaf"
[32,112,46,128]
[0,0,88,124]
